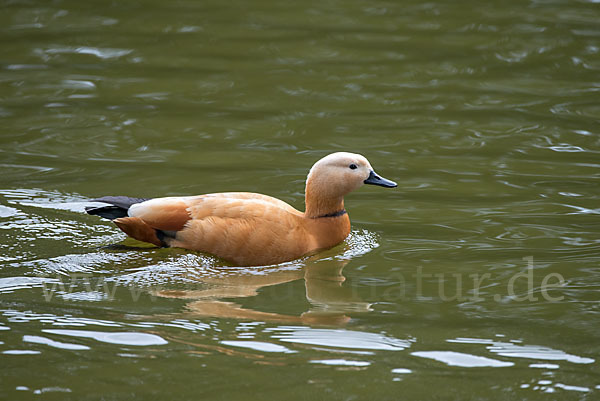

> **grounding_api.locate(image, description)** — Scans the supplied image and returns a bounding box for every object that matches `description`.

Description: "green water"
[1,0,599,399]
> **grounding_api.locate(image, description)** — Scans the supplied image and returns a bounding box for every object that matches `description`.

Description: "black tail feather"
[85,196,151,220]
[91,196,151,210]
[85,205,129,220]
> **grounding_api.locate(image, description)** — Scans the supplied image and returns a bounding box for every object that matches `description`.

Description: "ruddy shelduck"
[86,152,396,266]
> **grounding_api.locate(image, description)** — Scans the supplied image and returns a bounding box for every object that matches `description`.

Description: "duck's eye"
[349,164,358,170]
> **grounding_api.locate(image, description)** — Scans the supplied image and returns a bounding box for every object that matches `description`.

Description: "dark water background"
[1,0,599,399]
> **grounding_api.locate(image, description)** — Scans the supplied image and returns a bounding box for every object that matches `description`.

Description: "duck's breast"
[306,214,351,251]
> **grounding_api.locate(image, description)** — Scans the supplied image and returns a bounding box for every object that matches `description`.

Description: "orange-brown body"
[90,152,396,266]
[114,193,351,266]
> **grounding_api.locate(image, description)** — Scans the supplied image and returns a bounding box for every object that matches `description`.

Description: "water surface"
[1,0,599,399]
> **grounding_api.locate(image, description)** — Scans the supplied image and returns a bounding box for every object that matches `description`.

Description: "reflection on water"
[266,326,410,351]
[410,351,514,367]
[42,329,168,346]
[23,335,91,351]
[3,350,42,355]
[221,340,296,354]
[448,337,595,364]
[311,359,371,367]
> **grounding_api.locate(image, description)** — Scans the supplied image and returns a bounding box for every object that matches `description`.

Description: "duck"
[85,152,396,266]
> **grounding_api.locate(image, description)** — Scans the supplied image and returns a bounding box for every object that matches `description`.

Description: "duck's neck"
[304,185,345,219]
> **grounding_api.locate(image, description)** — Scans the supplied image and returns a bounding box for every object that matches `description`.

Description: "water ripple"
[23,335,90,351]
[42,329,168,346]
[220,340,295,353]
[412,351,513,367]
[448,337,595,364]
[40,46,133,59]
[265,326,410,351]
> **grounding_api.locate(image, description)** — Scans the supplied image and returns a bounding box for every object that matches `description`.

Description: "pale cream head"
[306,152,377,199]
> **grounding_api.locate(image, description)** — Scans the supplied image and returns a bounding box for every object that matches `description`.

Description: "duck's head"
[306,152,397,200]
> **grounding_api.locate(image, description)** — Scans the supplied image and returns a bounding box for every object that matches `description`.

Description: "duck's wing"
[109,196,192,246]
[127,197,192,231]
